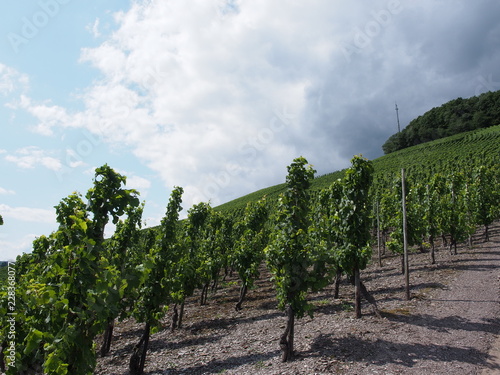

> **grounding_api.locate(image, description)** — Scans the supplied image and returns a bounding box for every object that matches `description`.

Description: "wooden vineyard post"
[376,199,382,267]
[401,168,410,300]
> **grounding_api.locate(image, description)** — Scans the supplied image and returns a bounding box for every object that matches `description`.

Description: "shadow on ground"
[309,333,500,371]
[383,312,500,334]
[145,349,281,375]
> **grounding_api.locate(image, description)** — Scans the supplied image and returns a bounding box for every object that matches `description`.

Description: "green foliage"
[371,125,500,255]
[382,90,500,153]
[0,165,140,375]
[102,202,146,326]
[232,197,269,289]
[127,186,184,374]
[377,125,500,179]
[134,186,184,325]
[181,202,211,298]
[308,180,343,289]
[312,156,374,275]
[86,164,140,240]
[422,174,446,251]
[215,126,500,225]
[265,156,316,318]
[1,118,500,372]
[198,210,232,291]
[215,183,286,218]
[378,162,500,257]
[441,171,475,250]
[469,166,500,233]
[383,172,423,254]
[332,156,374,273]
[0,263,6,285]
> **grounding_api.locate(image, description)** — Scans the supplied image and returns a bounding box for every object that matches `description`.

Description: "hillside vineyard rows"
[381,89,500,153]
[1,125,500,374]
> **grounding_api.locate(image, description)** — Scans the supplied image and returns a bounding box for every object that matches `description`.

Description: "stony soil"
[95,225,500,375]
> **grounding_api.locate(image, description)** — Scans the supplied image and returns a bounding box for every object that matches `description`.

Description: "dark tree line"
[383,90,500,154]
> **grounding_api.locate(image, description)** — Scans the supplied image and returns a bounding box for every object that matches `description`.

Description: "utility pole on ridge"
[395,102,401,133]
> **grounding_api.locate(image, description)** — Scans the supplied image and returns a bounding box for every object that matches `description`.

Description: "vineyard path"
[406,233,500,375]
[329,226,500,375]
[96,225,500,375]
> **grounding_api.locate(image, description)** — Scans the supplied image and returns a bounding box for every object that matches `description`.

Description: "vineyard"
[1,125,500,374]
[215,124,500,216]
[381,89,500,154]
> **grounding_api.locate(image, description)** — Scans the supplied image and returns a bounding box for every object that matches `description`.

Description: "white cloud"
[18,0,321,207]
[112,168,152,194]
[16,95,74,136]
[65,149,87,168]
[0,204,55,224]
[0,63,29,96]
[126,175,151,192]
[0,187,16,195]
[5,146,62,171]
[87,18,102,38]
[0,234,36,261]
[14,0,500,209]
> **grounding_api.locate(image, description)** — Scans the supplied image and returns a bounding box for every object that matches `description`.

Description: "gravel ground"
[95,225,500,375]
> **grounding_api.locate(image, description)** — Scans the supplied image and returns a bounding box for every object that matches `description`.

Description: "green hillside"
[0,262,7,282]
[215,124,500,215]
[382,90,500,154]
[213,169,346,215]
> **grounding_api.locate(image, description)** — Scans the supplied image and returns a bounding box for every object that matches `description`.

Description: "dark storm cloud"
[301,0,500,172]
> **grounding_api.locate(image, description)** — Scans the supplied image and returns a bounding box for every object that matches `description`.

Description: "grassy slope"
[1,125,498,272]
[215,124,500,214]
[0,262,8,284]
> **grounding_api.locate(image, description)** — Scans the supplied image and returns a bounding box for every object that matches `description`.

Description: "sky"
[1,0,500,261]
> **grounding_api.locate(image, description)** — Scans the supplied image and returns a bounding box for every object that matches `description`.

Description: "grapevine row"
[1,134,499,372]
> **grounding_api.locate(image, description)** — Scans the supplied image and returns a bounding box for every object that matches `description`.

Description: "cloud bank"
[14,0,500,207]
